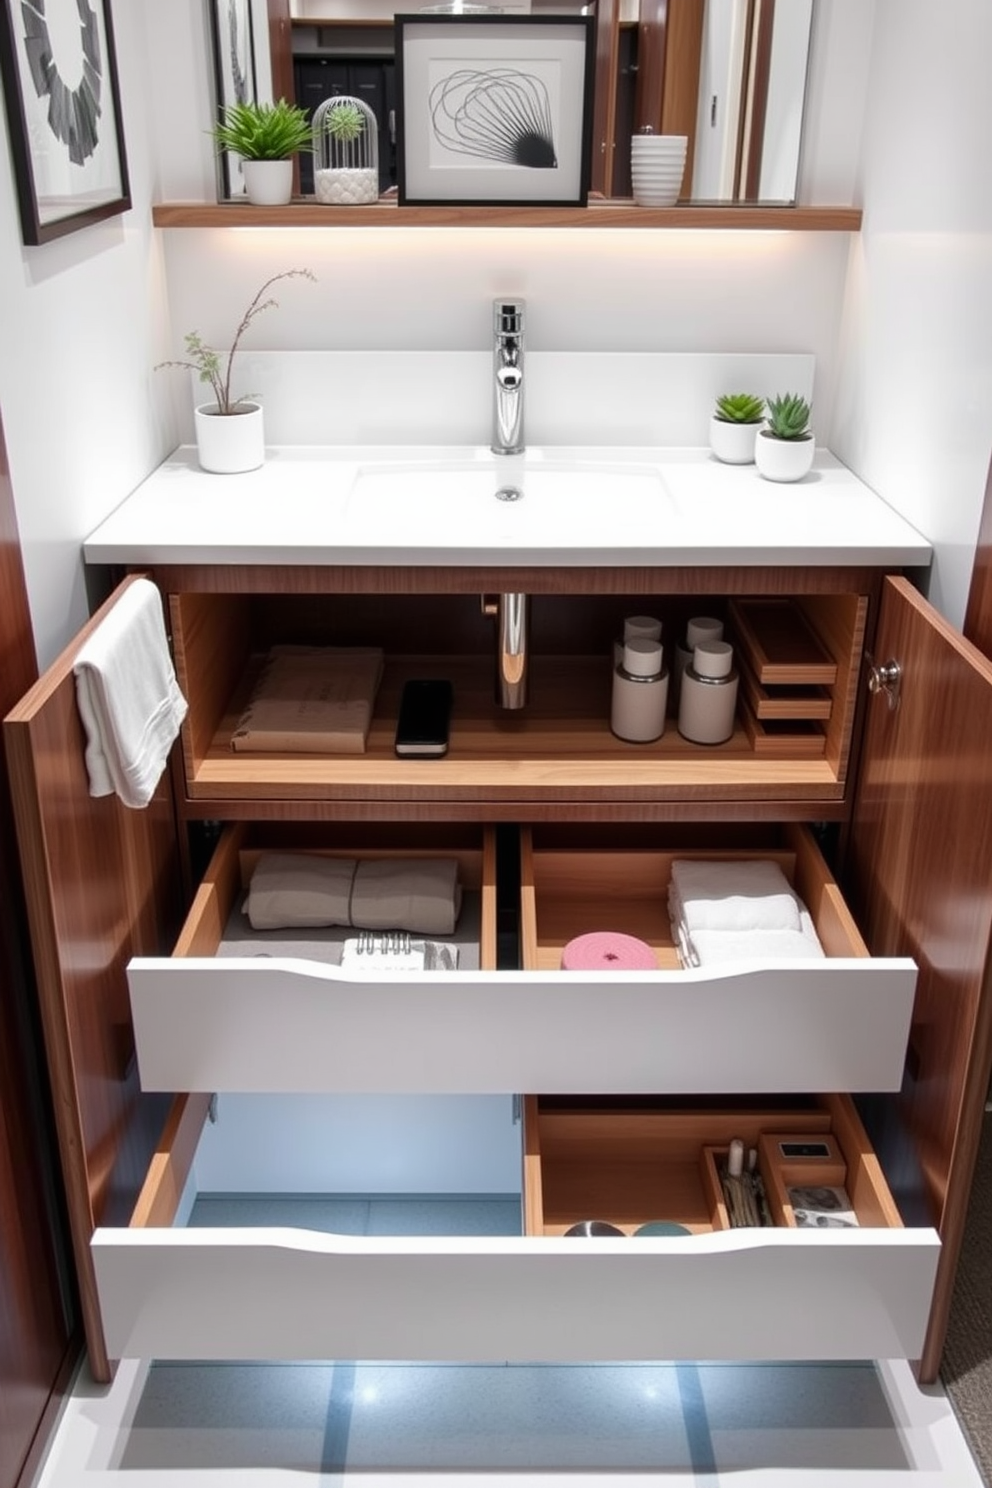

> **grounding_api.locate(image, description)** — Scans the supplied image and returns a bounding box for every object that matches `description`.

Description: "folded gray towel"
[245,853,462,936]
[350,858,463,937]
[246,853,357,930]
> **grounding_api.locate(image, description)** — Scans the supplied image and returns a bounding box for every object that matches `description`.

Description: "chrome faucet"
[492,298,524,455]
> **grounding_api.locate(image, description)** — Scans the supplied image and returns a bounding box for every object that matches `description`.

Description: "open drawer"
[516,822,917,1093]
[91,1087,939,1364]
[129,820,918,1095]
[519,1091,941,1361]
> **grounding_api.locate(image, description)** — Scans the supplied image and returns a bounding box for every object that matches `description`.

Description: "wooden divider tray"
[729,599,839,685]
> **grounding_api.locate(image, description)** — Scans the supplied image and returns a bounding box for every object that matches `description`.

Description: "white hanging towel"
[73,579,188,809]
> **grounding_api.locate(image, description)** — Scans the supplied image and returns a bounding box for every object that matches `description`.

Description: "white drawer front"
[128,956,918,1094]
[93,1226,940,1363]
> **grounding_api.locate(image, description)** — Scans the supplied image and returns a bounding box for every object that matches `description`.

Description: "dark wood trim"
[659,0,705,196]
[590,0,621,196]
[267,0,295,104]
[634,0,668,137]
[963,444,992,654]
[741,0,775,200]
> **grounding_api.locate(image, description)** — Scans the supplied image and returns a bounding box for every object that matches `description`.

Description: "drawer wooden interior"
[174,820,497,969]
[167,591,866,807]
[522,1093,903,1237]
[520,821,869,971]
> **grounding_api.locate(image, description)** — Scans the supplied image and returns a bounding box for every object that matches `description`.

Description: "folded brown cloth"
[245,852,462,935]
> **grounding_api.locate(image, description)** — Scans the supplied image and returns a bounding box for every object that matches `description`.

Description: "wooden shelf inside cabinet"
[177,651,849,806]
[150,201,863,231]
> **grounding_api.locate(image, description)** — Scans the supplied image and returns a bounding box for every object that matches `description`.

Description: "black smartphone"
[394,679,454,758]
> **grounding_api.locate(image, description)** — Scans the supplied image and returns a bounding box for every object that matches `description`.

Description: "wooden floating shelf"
[151,200,863,232]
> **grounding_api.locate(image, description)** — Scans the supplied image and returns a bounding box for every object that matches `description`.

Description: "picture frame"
[0,0,131,245]
[395,14,594,208]
[208,0,258,199]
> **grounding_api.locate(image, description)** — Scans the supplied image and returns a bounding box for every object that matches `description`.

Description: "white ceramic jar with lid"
[678,638,738,744]
[611,637,669,743]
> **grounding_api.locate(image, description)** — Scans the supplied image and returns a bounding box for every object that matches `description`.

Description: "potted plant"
[755,393,815,482]
[156,269,316,474]
[312,96,379,205]
[709,393,765,465]
[211,99,312,206]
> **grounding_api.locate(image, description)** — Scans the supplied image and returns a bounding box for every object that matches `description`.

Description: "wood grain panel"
[633,0,667,136]
[963,443,992,654]
[0,412,78,1488]
[590,0,620,195]
[150,201,863,230]
[659,0,704,194]
[846,576,992,1381]
[130,1094,211,1229]
[4,578,186,1382]
[149,563,881,598]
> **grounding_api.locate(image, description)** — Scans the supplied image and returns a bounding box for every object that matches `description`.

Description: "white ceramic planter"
[314,167,378,205]
[709,415,760,465]
[755,430,816,482]
[194,402,265,474]
[241,160,293,206]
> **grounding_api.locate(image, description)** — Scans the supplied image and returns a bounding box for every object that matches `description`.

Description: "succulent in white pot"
[156,269,316,473]
[755,393,815,482]
[709,392,765,465]
[211,99,312,206]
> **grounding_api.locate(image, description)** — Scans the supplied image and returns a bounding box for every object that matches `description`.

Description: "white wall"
[7,0,989,658]
[830,0,992,626]
[0,0,178,667]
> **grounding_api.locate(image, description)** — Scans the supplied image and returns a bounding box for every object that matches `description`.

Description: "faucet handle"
[494,298,525,336]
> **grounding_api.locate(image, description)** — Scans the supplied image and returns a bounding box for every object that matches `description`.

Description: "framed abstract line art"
[0,0,130,245]
[208,0,258,198]
[395,14,594,208]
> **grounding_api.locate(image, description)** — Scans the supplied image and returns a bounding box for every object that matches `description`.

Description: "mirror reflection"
[263,1,814,205]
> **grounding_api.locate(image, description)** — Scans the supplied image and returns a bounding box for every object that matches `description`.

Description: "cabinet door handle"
[866,654,902,710]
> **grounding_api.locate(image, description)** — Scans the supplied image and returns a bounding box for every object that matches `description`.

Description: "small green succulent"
[714,392,765,425]
[324,101,366,143]
[765,393,812,441]
[211,99,312,161]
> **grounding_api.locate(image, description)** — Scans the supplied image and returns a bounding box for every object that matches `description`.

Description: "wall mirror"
[245,0,815,207]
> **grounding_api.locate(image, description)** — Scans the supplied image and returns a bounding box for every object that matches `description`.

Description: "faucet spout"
[492,298,525,455]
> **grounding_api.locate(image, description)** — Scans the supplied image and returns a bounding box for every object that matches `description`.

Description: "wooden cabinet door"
[0,419,77,1488]
[4,577,186,1384]
[846,575,992,1382]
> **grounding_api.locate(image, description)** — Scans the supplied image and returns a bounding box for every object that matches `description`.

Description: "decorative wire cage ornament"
[312,95,379,205]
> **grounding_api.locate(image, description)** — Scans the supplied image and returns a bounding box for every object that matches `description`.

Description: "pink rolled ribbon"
[561,931,658,971]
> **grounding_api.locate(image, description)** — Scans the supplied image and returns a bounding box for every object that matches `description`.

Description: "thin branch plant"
[156,269,316,416]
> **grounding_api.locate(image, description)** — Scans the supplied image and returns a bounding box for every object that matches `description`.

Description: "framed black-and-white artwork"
[208,0,258,198]
[0,0,130,245]
[395,14,594,208]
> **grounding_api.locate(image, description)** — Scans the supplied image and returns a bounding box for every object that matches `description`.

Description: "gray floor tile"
[698,1361,912,1471]
[365,1197,522,1235]
[118,1363,336,1470]
[189,1195,370,1233]
[330,1363,694,1472]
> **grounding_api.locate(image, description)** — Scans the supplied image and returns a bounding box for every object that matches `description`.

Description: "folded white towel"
[73,580,188,809]
[669,859,802,934]
[686,925,825,966]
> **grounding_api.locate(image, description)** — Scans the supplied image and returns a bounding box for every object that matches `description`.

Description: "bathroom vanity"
[7,445,992,1386]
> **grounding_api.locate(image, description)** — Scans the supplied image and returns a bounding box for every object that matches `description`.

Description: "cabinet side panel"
[847,575,992,1381]
[5,579,185,1381]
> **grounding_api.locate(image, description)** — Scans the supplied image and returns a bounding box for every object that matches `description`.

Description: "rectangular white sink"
[344,452,672,554]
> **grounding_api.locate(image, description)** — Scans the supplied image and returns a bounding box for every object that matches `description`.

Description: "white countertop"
[83,445,933,569]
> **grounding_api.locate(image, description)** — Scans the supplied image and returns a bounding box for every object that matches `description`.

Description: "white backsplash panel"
[186,352,815,449]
